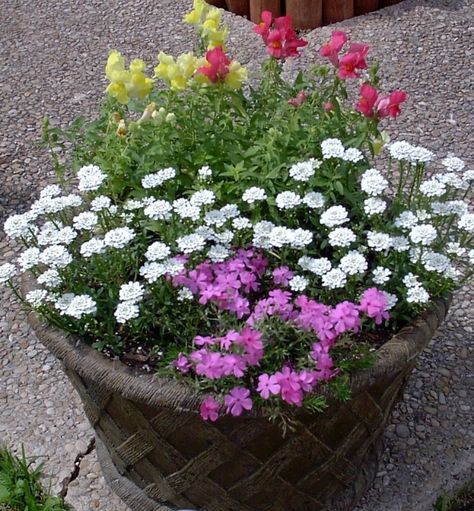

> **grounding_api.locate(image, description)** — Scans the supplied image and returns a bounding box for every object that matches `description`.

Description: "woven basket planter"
[23,275,449,511]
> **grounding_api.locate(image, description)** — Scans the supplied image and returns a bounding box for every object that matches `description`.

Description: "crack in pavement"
[58,436,96,499]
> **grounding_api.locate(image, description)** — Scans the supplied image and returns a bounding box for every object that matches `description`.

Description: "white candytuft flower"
[437,172,467,190]
[119,282,145,303]
[177,288,194,301]
[26,289,49,307]
[38,222,76,246]
[54,293,76,314]
[288,159,320,182]
[242,187,267,204]
[446,242,465,256]
[395,211,418,230]
[363,198,386,216]
[420,179,446,197]
[388,141,414,161]
[177,233,206,254]
[145,241,171,261]
[403,272,421,288]
[37,269,61,288]
[232,217,252,230]
[90,195,112,211]
[458,213,474,233]
[77,164,106,192]
[39,184,62,199]
[360,168,388,197]
[290,228,313,248]
[139,262,167,283]
[441,155,465,173]
[114,301,140,323]
[208,244,230,262]
[198,165,212,180]
[328,227,356,248]
[339,251,368,275]
[18,247,41,271]
[143,200,173,221]
[372,266,392,285]
[4,214,33,239]
[409,224,437,246]
[163,257,185,277]
[104,227,136,249]
[463,170,474,182]
[173,198,201,221]
[80,238,105,258]
[141,167,176,188]
[0,263,17,284]
[252,221,275,249]
[66,295,97,319]
[382,291,398,310]
[275,191,301,210]
[267,227,294,248]
[289,275,309,292]
[421,251,451,273]
[203,210,227,228]
[320,205,349,228]
[220,204,240,219]
[367,231,392,251]
[406,285,430,304]
[321,268,347,289]
[342,147,363,163]
[73,212,98,231]
[303,192,326,209]
[39,245,72,268]
[190,190,216,207]
[214,230,233,246]
[391,236,410,252]
[321,138,345,159]
[298,256,331,275]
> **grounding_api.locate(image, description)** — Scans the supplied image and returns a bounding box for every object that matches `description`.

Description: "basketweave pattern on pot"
[65,363,412,511]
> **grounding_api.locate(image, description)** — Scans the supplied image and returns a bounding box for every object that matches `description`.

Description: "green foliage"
[0,446,71,511]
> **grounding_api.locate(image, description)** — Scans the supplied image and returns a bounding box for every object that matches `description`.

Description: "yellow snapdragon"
[154,52,202,91]
[225,61,248,89]
[184,0,208,25]
[184,1,228,50]
[105,50,154,104]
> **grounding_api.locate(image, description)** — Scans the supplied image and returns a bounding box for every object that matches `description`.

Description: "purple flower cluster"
[171,248,390,422]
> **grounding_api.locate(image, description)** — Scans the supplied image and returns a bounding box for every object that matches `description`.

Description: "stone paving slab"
[0,0,473,510]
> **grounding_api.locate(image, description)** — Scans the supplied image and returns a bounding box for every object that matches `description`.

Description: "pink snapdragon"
[224,387,253,416]
[319,31,348,67]
[196,46,231,83]
[375,90,408,118]
[356,84,408,119]
[337,43,369,79]
[254,11,308,59]
[288,91,307,108]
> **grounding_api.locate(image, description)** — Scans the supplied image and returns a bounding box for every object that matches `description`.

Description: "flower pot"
[285,0,322,30]
[206,0,227,8]
[322,0,354,25]
[379,0,401,6]
[24,274,450,511]
[250,0,281,24]
[226,0,251,17]
[354,0,378,15]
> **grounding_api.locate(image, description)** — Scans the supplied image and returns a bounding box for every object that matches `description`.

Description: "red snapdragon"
[196,46,231,83]
[356,83,408,119]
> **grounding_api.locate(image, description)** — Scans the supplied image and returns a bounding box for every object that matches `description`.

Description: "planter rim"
[22,273,451,415]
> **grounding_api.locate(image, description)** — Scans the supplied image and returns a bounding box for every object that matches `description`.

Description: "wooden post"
[322,0,354,24]
[250,0,281,24]
[379,0,401,6]
[285,0,322,29]
[354,0,378,15]
[206,0,227,8]
[226,0,251,17]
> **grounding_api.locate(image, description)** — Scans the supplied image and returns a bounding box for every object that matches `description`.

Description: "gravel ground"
[0,0,473,510]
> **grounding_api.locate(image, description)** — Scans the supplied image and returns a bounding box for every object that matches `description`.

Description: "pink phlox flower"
[257,373,281,399]
[200,395,220,422]
[338,43,369,79]
[194,335,216,347]
[310,343,335,380]
[298,370,317,392]
[198,283,224,304]
[253,10,273,43]
[226,258,246,273]
[195,351,224,379]
[173,353,191,373]
[329,301,361,335]
[275,366,303,406]
[224,387,253,416]
[358,287,390,325]
[196,46,231,83]
[188,268,213,293]
[356,83,379,117]
[288,91,307,108]
[295,296,329,331]
[189,348,207,363]
[219,330,240,350]
[222,354,247,377]
[237,327,263,351]
[319,30,348,67]
[375,90,408,118]
[312,315,337,344]
[240,270,260,293]
[216,272,242,290]
[223,294,250,318]
[272,266,294,286]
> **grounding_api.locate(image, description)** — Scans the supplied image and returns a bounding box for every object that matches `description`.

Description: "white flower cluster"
[388,141,435,164]
[289,159,320,182]
[360,168,388,196]
[320,205,349,228]
[77,165,107,192]
[275,191,301,210]
[242,187,267,204]
[142,167,176,188]
[253,222,312,250]
[321,138,345,159]
[403,273,430,304]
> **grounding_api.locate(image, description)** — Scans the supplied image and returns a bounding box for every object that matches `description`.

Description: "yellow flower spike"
[207,28,228,50]
[184,0,208,25]
[155,52,199,91]
[105,50,125,81]
[224,61,248,89]
[106,82,129,104]
[129,58,146,73]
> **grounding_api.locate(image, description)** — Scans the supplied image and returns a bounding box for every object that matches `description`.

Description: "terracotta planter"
[354,0,378,15]
[226,0,251,17]
[24,274,450,511]
[285,0,322,29]
[206,0,227,8]
[250,0,281,24]
[322,0,354,25]
[379,0,401,6]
